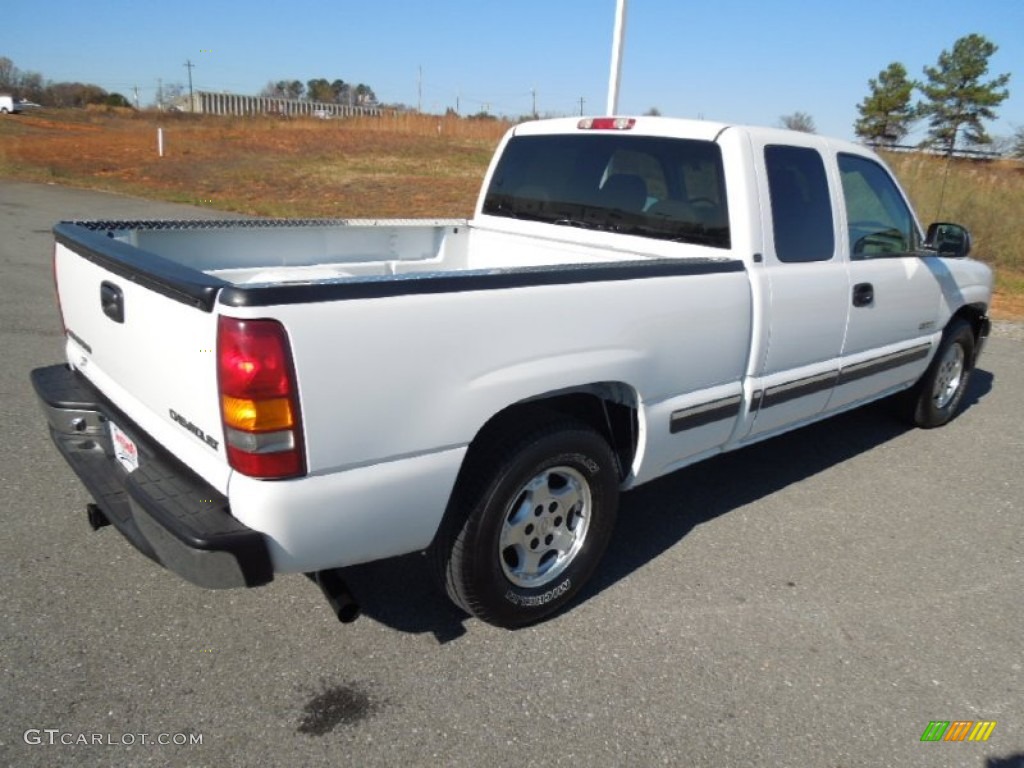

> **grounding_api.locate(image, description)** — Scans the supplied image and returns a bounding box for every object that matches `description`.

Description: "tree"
[0,56,18,91]
[160,82,184,107]
[259,81,286,99]
[644,107,662,116]
[917,33,1010,154]
[854,62,916,145]
[259,76,375,105]
[780,112,816,133]
[105,92,132,108]
[353,83,376,105]
[306,78,334,103]
[44,82,108,107]
[330,79,348,103]
[19,70,45,103]
[1012,126,1024,159]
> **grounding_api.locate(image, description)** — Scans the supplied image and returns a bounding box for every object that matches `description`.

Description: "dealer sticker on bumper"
[110,421,139,474]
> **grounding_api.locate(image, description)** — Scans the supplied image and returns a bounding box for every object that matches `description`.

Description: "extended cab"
[32,116,992,627]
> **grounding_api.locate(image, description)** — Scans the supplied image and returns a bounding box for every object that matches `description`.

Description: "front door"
[829,152,942,411]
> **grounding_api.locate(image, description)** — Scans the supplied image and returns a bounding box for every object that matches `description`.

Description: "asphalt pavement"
[1,179,1021,767]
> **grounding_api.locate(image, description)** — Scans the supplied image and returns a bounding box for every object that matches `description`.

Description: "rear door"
[741,137,850,439]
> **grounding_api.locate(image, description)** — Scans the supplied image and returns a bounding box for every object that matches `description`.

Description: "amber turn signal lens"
[221,395,294,432]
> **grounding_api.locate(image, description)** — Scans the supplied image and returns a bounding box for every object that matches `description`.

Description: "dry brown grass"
[883,151,1024,319]
[0,109,509,218]
[1,110,1020,317]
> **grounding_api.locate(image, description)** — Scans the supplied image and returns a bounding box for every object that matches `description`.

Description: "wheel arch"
[949,302,990,365]
[477,382,640,482]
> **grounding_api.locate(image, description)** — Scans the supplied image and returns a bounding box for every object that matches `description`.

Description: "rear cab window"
[483,134,731,249]
[764,145,835,263]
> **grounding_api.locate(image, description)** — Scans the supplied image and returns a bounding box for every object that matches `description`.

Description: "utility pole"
[417,65,422,113]
[184,59,195,112]
[606,0,628,114]
[132,85,140,109]
[579,96,586,116]
[156,78,163,110]
[531,87,537,118]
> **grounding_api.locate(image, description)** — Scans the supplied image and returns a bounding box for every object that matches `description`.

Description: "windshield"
[482,133,730,249]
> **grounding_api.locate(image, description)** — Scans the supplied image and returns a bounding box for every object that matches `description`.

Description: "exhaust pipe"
[310,569,361,624]
[86,503,110,531]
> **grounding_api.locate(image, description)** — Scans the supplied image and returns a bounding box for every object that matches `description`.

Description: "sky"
[4,0,1022,143]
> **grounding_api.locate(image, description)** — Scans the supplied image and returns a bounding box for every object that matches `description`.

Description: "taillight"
[578,117,636,130]
[217,316,306,479]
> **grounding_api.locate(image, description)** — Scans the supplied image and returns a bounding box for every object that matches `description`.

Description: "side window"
[838,153,919,258]
[765,145,835,263]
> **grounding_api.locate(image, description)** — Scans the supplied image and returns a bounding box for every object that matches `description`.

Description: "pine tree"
[854,62,916,145]
[779,112,816,133]
[1012,126,1024,159]
[918,34,1010,155]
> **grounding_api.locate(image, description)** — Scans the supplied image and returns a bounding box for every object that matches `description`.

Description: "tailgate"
[54,231,230,493]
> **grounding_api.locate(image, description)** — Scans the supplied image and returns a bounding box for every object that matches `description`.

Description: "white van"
[0,95,23,114]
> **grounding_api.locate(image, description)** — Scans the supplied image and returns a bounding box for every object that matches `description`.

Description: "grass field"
[1,107,1021,317]
[881,151,1024,318]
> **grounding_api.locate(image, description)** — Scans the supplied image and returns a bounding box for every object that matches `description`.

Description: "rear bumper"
[30,364,273,589]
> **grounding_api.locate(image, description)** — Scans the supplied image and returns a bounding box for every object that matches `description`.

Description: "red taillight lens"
[578,117,636,130]
[217,316,306,479]
[218,320,293,398]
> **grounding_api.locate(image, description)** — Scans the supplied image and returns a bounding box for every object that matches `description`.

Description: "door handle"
[852,282,874,307]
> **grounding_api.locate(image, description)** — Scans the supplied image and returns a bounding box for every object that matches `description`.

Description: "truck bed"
[62,214,741,274]
[55,217,740,310]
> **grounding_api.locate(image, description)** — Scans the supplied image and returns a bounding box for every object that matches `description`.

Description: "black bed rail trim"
[219,258,745,307]
[55,219,744,310]
[54,222,228,313]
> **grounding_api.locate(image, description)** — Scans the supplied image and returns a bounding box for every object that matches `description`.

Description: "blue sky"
[4,0,1022,142]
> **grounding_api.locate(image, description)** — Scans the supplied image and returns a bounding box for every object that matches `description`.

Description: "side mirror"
[924,222,972,258]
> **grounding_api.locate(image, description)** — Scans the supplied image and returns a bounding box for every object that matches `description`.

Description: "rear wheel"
[432,417,619,628]
[904,319,975,428]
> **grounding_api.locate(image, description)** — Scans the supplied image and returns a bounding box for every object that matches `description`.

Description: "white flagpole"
[606,0,628,115]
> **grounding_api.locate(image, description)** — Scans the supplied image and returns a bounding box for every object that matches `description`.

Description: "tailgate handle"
[100,281,124,323]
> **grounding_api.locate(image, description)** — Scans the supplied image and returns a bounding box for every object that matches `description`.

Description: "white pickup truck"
[32,116,992,628]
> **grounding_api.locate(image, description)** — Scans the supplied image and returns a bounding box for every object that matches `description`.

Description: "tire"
[432,417,620,628]
[905,319,975,428]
